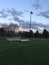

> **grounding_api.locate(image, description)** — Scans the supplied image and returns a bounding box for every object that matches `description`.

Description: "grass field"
[0,38,49,65]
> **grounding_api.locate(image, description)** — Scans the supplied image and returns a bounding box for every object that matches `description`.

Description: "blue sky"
[0,0,49,31]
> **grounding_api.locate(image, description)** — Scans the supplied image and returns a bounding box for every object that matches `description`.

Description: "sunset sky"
[0,0,49,32]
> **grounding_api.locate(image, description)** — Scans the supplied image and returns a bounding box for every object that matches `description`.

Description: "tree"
[34,31,39,38]
[5,23,19,32]
[29,30,33,38]
[0,27,6,36]
[42,29,49,38]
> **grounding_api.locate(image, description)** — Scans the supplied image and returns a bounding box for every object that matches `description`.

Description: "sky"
[0,0,49,32]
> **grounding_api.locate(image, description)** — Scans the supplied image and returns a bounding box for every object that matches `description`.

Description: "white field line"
[0,44,32,52]
[6,38,29,42]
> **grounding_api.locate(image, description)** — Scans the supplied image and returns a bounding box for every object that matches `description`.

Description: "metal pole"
[30,12,31,30]
[30,11,33,30]
[29,11,33,38]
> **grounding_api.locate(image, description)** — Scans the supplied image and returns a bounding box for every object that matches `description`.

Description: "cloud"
[0,9,9,18]
[0,23,8,28]
[37,11,49,18]
[0,8,24,24]
[13,16,24,23]
[20,21,49,31]
[32,0,42,10]
[7,8,23,17]
[0,8,24,18]
[1,20,49,32]
[32,3,41,10]
[0,8,49,32]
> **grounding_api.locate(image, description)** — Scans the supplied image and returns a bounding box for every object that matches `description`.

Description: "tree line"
[0,27,49,38]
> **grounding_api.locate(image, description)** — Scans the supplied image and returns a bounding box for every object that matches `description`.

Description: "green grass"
[0,38,49,65]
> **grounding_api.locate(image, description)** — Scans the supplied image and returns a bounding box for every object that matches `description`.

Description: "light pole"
[29,11,33,38]
[30,11,33,30]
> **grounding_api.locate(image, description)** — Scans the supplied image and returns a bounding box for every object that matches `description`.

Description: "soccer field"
[0,38,49,65]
